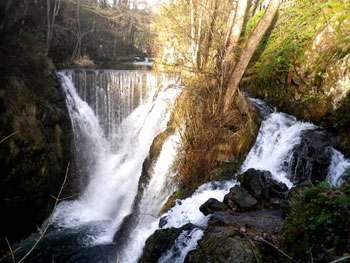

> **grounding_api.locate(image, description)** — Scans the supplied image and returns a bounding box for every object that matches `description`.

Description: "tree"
[221,0,280,115]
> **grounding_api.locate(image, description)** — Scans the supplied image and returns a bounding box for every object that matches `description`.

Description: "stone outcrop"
[288,128,334,184]
[185,210,284,263]
[138,223,196,263]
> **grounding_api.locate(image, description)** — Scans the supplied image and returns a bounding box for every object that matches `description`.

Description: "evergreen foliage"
[282,181,350,262]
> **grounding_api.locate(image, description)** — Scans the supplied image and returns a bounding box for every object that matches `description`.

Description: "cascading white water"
[119,131,183,263]
[149,180,236,263]
[328,148,350,186]
[241,111,316,188]
[242,98,350,187]
[153,98,350,263]
[55,70,182,245]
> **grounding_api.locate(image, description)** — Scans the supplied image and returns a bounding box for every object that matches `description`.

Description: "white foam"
[241,112,316,188]
[120,132,183,263]
[161,180,236,229]
[328,148,350,186]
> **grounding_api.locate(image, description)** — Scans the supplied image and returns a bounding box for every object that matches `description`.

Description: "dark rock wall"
[0,63,72,251]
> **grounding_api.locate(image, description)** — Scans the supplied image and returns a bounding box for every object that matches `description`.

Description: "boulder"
[223,185,244,210]
[139,223,196,263]
[199,198,227,216]
[186,210,283,263]
[240,168,288,201]
[288,128,333,184]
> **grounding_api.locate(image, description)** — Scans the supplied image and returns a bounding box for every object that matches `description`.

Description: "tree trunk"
[222,0,280,115]
[0,0,14,32]
[201,0,218,69]
[222,0,248,79]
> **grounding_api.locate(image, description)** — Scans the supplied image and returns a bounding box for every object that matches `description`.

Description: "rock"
[223,185,244,210]
[199,198,226,216]
[186,210,283,263]
[210,210,284,235]
[185,224,256,263]
[288,128,333,184]
[139,223,196,263]
[240,168,289,201]
[0,72,72,251]
[236,192,257,208]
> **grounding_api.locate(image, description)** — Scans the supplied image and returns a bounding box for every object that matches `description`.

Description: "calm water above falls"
[11,71,350,263]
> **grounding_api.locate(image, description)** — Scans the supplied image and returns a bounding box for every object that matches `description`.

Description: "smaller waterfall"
[241,111,316,188]
[328,148,350,186]
[158,228,204,263]
[243,98,350,187]
[148,180,236,262]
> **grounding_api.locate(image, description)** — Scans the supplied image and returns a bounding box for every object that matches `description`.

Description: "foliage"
[246,0,350,121]
[282,181,350,262]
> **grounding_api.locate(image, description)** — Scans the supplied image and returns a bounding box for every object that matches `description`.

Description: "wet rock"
[210,210,283,235]
[288,128,333,184]
[223,185,244,210]
[236,192,257,208]
[199,198,226,216]
[139,223,196,263]
[240,168,288,200]
[223,186,257,211]
[186,210,283,263]
[185,225,256,263]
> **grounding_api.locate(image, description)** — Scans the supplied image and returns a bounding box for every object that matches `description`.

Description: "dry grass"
[72,55,95,68]
[171,75,260,193]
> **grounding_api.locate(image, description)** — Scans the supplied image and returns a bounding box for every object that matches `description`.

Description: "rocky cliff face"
[0,57,71,251]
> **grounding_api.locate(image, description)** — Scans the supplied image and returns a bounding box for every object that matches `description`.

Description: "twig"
[330,256,350,263]
[5,237,15,263]
[50,193,79,201]
[256,236,297,262]
[0,131,19,145]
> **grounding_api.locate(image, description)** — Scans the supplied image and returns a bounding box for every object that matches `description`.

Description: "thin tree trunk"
[222,0,248,78]
[194,0,204,69]
[222,0,280,114]
[46,0,61,56]
[201,0,218,69]
[0,0,14,32]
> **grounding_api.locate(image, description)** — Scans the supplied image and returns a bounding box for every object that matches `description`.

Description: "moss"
[247,0,350,118]
[282,181,350,262]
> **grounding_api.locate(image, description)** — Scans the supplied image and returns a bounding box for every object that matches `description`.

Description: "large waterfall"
[55,70,182,247]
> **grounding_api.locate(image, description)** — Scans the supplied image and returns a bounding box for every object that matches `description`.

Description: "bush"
[282,181,350,262]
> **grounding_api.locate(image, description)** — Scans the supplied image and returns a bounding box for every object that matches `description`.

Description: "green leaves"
[282,181,350,262]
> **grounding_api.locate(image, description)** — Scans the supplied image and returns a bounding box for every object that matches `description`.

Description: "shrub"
[282,181,350,262]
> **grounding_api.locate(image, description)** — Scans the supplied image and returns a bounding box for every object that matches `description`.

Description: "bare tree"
[221,0,280,115]
[46,0,62,55]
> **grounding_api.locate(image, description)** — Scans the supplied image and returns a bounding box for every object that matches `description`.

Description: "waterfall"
[242,98,350,187]
[55,70,182,245]
[241,111,316,188]
[23,73,349,263]
[118,131,183,263]
[328,148,350,186]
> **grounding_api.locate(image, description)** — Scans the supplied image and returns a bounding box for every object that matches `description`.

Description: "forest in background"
[0,0,155,68]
